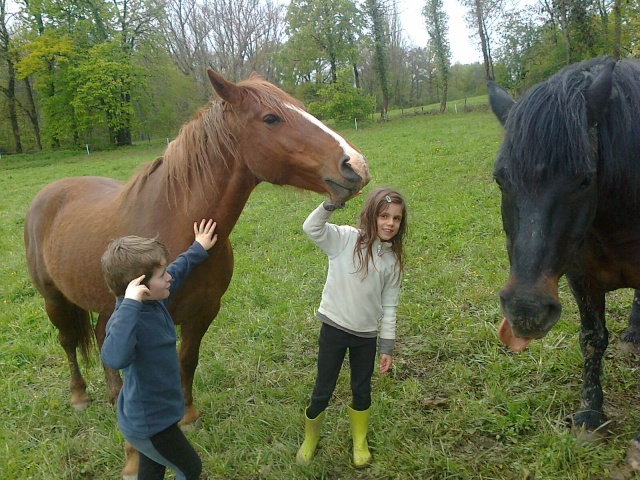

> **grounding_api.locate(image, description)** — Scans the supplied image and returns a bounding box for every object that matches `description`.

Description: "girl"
[297,187,407,468]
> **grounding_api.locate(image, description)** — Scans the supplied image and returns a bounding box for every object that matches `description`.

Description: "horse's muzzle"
[499,288,562,339]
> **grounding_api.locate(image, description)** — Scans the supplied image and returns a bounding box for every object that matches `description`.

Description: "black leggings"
[126,423,202,480]
[307,323,377,419]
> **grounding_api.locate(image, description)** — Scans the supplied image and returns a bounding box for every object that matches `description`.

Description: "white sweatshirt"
[303,203,401,354]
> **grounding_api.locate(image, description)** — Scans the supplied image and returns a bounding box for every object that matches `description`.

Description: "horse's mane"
[497,56,640,203]
[121,76,304,208]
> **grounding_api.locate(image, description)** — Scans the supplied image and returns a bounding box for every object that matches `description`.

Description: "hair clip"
[385,195,391,203]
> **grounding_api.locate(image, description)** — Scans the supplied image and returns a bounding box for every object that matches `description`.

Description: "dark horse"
[24,69,369,477]
[488,56,640,467]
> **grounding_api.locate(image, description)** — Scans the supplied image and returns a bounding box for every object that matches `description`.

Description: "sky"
[398,0,480,65]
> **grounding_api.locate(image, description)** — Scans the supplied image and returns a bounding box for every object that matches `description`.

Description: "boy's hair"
[354,187,407,280]
[101,236,169,297]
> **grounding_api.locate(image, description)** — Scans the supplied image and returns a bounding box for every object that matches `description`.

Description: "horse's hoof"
[180,417,203,432]
[627,439,640,470]
[71,392,90,411]
[571,409,607,432]
[619,330,640,353]
[571,423,608,445]
[72,401,90,412]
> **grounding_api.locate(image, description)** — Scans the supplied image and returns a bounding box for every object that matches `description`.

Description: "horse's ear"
[207,68,242,105]
[249,71,264,81]
[586,60,615,126]
[488,81,515,127]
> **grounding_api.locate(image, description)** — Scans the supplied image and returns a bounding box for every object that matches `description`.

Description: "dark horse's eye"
[580,174,594,189]
[493,174,504,189]
[263,114,281,125]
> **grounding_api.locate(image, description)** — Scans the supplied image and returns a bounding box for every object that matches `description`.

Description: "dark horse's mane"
[498,56,640,204]
[120,79,305,207]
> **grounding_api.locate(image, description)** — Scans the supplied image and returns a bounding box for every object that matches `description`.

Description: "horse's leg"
[620,289,640,349]
[95,311,137,479]
[44,295,93,410]
[94,311,122,404]
[567,273,608,430]
[121,441,140,480]
[177,304,220,428]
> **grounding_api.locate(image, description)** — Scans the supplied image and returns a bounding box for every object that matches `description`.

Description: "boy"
[101,219,218,480]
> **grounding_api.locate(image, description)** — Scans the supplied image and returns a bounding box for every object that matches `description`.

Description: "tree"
[285,0,360,84]
[70,41,139,146]
[307,68,374,123]
[203,0,285,82]
[362,0,390,119]
[422,0,450,113]
[161,0,213,101]
[460,0,502,80]
[0,0,22,152]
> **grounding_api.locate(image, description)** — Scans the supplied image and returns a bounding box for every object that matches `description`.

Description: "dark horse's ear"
[586,60,615,126]
[207,68,242,105]
[488,81,516,127]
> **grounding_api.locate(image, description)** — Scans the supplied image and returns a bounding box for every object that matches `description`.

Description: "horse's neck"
[163,159,258,240]
[194,166,259,239]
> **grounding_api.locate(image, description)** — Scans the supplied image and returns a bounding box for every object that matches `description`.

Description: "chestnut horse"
[24,69,369,477]
[488,56,640,467]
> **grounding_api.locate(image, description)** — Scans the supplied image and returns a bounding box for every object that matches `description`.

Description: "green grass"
[2,110,640,479]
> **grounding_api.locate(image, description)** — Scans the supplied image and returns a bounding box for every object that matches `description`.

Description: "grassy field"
[2,110,640,479]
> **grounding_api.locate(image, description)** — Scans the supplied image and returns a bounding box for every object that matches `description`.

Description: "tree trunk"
[23,77,42,151]
[6,62,23,153]
[557,0,571,64]
[330,57,338,83]
[365,0,390,120]
[474,0,493,81]
[439,83,447,113]
[612,0,623,58]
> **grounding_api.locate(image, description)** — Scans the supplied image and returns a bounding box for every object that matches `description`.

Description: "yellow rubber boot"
[296,409,326,466]
[347,406,372,468]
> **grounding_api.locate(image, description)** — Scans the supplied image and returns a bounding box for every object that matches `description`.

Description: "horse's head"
[206,69,369,204]
[488,60,615,351]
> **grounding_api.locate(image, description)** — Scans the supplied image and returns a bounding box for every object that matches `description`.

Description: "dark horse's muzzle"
[499,284,563,339]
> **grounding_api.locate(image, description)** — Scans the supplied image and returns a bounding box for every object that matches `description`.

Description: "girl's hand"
[124,275,150,302]
[379,354,393,374]
[194,219,218,251]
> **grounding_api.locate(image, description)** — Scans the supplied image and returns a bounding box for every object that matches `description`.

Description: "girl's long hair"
[353,187,407,281]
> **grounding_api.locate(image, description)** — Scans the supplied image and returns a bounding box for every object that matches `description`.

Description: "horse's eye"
[263,114,281,125]
[493,174,504,189]
[580,174,593,189]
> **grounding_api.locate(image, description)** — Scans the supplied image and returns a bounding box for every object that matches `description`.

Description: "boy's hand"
[194,219,218,251]
[124,275,150,302]
[379,354,393,374]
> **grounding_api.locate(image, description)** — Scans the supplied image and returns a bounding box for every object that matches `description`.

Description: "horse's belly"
[27,177,125,313]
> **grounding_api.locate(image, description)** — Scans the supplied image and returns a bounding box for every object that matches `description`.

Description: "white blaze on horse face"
[286,104,370,181]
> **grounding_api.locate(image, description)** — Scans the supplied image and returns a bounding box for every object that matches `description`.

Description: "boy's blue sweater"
[100,242,208,438]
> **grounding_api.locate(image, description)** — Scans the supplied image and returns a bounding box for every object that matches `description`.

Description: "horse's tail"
[74,307,95,365]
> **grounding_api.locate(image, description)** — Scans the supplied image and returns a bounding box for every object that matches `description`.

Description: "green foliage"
[70,41,138,141]
[132,46,204,139]
[308,70,374,123]
[284,0,361,83]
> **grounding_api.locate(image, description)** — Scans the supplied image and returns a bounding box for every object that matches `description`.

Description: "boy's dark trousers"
[128,423,202,480]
